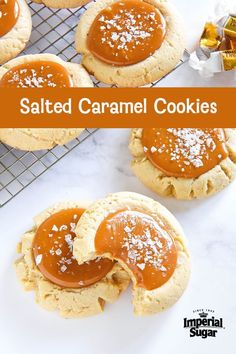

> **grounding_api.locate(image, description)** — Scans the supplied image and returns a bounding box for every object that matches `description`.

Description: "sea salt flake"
[111,32,119,41]
[55,249,62,256]
[59,225,67,231]
[65,234,72,243]
[150,146,157,153]
[70,223,76,232]
[60,265,67,272]
[124,226,132,233]
[35,254,42,266]
[137,263,145,270]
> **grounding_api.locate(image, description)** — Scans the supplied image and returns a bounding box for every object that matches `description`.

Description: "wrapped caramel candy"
[221,50,236,70]
[228,37,236,50]
[224,15,236,38]
[190,10,236,76]
[200,22,222,52]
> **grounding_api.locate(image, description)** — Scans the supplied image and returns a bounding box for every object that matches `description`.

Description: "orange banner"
[0,87,235,128]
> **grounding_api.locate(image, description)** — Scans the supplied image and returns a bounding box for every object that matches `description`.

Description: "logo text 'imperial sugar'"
[183,310,224,338]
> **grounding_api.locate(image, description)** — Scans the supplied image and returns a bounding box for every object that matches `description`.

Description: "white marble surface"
[0,128,236,354]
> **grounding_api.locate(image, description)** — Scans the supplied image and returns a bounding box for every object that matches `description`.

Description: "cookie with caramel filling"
[129,128,236,200]
[15,201,130,318]
[75,0,185,87]
[0,53,93,151]
[31,0,91,9]
[73,192,191,315]
[0,0,32,65]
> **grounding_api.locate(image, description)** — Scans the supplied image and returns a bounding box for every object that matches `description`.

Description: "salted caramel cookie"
[73,192,190,315]
[31,0,91,9]
[15,202,130,318]
[0,53,93,88]
[129,128,236,200]
[0,53,93,151]
[0,0,32,65]
[0,128,85,151]
[75,0,185,87]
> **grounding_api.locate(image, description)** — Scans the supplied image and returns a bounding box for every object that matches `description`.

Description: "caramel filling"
[87,0,166,66]
[95,210,177,290]
[142,128,228,178]
[0,61,73,88]
[0,0,19,37]
[32,208,114,289]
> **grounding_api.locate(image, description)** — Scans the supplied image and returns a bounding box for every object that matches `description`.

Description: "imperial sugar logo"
[183,309,225,338]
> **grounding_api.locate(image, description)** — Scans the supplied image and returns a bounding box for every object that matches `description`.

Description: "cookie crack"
[220,164,232,181]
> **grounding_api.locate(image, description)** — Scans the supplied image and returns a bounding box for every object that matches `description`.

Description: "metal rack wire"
[0,1,190,206]
[0,129,97,206]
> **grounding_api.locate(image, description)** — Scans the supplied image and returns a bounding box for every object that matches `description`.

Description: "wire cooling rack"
[0,129,97,206]
[0,1,190,206]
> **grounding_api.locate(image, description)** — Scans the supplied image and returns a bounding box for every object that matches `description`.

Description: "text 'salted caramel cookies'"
[129,128,236,199]
[0,0,32,65]
[0,53,93,151]
[73,192,191,315]
[15,202,130,318]
[75,0,185,87]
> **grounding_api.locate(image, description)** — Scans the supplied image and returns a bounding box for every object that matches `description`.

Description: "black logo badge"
[183,309,225,338]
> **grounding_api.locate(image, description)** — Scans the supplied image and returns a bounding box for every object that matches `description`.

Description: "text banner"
[0,87,235,128]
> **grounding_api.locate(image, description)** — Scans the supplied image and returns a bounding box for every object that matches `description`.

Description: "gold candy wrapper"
[229,37,236,50]
[200,15,236,53]
[224,15,236,39]
[221,50,236,71]
[200,22,222,51]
